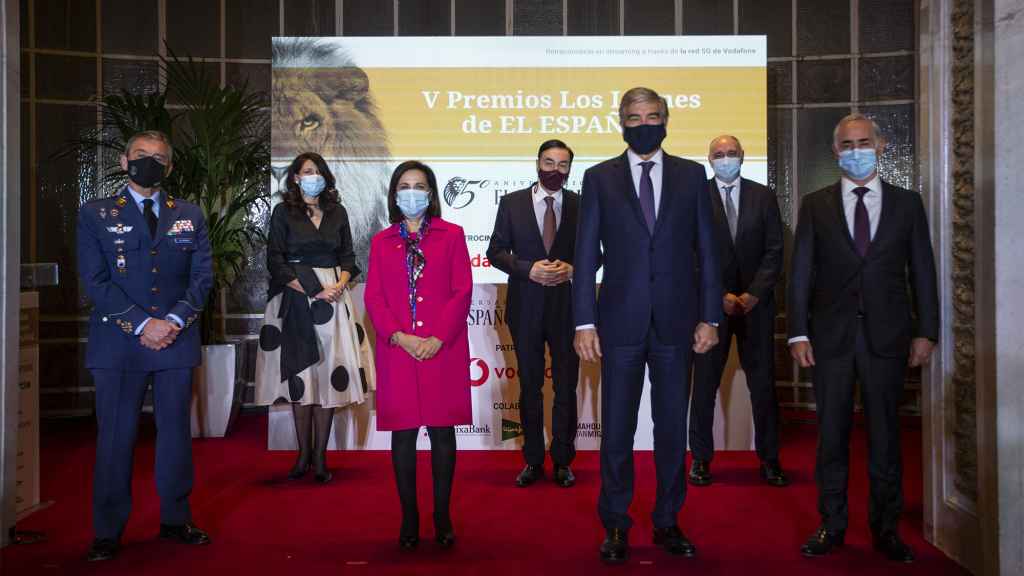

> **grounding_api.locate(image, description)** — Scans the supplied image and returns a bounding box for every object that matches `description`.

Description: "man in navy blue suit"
[573,87,722,564]
[77,131,213,561]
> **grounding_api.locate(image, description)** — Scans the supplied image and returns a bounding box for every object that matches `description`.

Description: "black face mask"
[126,156,166,188]
[622,123,667,156]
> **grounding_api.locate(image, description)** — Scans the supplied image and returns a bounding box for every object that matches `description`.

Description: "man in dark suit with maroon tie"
[487,140,580,489]
[788,114,939,563]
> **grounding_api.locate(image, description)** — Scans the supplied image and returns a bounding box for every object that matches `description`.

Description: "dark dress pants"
[92,368,194,540]
[813,319,906,535]
[598,326,691,530]
[689,302,780,463]
[514,289,579,467]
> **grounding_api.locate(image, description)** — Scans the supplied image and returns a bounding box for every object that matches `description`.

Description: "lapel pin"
[166,197,175,209]
[116,196,128,207]
[99,207,107,219]
[110,208,119,218]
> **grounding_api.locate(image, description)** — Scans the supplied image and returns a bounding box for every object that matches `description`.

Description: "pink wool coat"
[364,218,473,431]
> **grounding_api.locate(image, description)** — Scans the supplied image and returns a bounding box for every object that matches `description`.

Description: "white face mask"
[299,174,325,197]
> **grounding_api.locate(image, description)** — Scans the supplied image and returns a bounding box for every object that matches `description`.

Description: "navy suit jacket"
[573,151,722,347]
[78,187,213,371]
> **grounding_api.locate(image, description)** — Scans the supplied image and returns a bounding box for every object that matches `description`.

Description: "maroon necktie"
[639,161,655,233]
[542,196,556,253]
[852,187,871,257]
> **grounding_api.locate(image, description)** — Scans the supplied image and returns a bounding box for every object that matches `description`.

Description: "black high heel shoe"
[399,516,419,550]
[314,470,333,484]
[435,531,456,549]
[434,515,455,549]
[287,461,310,480]
[399,534,420,550]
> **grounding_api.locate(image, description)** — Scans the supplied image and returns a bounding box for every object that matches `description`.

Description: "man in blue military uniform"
[78,130,213,561]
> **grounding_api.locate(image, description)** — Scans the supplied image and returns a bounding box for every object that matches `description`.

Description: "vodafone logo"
[470,358,489,387]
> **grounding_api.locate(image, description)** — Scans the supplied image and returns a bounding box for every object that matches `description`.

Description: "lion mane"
[271,38,391,276]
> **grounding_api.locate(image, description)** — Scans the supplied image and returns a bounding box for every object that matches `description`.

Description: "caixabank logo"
[501,419,523,441]
[455,424,492,437]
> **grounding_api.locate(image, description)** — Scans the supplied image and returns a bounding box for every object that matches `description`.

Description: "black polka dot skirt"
[255,267,376,408]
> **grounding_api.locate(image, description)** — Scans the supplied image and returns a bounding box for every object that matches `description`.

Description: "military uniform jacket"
[77,187,213,371]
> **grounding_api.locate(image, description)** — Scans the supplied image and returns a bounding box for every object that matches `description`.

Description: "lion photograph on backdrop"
[271,38,391,275]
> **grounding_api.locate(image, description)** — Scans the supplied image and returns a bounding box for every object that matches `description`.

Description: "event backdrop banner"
[268,36,767,451]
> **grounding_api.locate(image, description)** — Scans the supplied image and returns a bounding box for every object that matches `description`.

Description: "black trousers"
[813,319,906,535]
[513,290,579,467]
[689,304,779,463]
[598,326,691,530]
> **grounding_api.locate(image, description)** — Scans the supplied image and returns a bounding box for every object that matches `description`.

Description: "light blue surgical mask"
[397,188,430,219]
[711,156,742,183]
[837,148,878,181]
[299,174,326,197]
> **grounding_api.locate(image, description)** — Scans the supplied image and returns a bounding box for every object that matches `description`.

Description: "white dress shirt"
[532,183,563,237]
[788,175,884,345]
[627,148,664,218]
[715,176,741,216]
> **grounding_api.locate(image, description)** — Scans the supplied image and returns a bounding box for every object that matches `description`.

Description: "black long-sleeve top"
[267,201,360,300]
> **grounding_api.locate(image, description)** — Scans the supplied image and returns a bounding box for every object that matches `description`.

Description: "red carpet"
[3,412,968,575]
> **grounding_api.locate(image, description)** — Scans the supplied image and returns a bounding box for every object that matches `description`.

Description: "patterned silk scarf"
[399,216,430,331]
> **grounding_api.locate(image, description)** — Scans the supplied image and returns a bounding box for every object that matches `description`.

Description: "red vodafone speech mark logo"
[470,358,489,387]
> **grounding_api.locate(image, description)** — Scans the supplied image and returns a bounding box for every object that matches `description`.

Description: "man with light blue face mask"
[688,135,786,490]
[788,114,939,563]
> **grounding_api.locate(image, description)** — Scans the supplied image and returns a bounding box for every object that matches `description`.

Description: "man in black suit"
[487,139,580,489]
[688,135,787,488]
[788,114,939,563]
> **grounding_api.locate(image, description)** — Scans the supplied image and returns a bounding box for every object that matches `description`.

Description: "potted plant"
[66,49,270,437]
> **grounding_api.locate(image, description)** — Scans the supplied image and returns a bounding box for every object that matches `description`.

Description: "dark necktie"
[638,161,655,233]
[852,187,871,257]
[542,196,556,253]
[723,185,738,240]
[142,198,158,238]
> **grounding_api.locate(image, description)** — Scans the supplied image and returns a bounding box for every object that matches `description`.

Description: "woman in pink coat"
[364,160,472,551]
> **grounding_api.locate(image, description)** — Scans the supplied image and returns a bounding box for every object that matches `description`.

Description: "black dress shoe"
[287,461,310,480]
[800,525,845,557]
[553,465,576,488]
[314,470,333,484]
[515,464,543,487]
[653,525,697,557]
[760,460,789,487]
[600,528,629,564]
[159,523,211,545]
[688,460,712,486]
[86,538,119,562]
[874,532,914,563]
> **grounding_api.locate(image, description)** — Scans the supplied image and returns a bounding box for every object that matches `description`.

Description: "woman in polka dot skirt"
[365,161,473,550]
[255,152,372,484]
